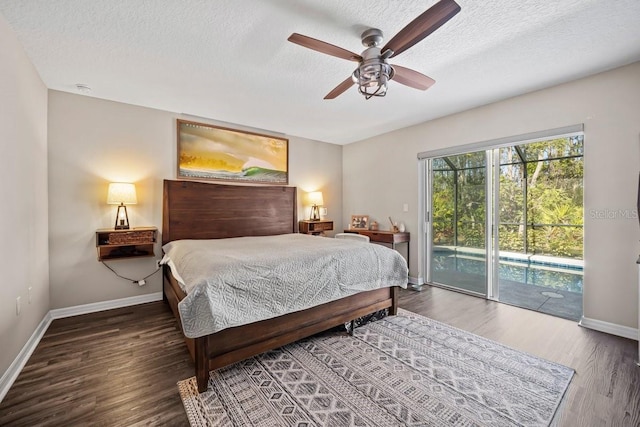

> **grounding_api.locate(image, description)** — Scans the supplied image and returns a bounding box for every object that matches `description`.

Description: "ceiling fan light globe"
[366,84,387,95]
[353,60,392,98]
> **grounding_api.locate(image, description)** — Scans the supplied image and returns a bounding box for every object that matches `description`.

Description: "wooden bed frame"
[162,179,399,392]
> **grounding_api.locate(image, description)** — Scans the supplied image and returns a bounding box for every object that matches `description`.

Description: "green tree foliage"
[432,170,455,245]
[432,153,486,248]
[524,138,583,258]
[432,137,583,259]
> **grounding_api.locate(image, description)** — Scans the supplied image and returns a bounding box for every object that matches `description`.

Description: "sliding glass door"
[422,129,584,321]
[428,151,489,296]
[495,139,584,320]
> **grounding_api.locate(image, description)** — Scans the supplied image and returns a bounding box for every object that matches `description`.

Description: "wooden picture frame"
[177,119,289,184]
[350,215,369,230]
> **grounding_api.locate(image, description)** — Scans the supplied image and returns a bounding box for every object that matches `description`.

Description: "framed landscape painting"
[177,119,289,184]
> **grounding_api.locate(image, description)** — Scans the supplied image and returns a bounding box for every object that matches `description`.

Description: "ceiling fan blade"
[324,77,355,99]
[382,0,461,58]
[288,33,362,62]
[391,65,435,90]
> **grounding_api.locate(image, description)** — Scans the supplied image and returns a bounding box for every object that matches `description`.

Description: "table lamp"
[308,191,323,221]
[107,182,137,229]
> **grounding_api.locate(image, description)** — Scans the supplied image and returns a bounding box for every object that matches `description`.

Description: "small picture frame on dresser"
[350,215,369,230]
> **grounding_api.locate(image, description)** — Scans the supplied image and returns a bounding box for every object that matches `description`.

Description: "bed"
[162,179,407,392]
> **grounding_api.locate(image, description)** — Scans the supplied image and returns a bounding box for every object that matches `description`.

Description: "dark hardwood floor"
[0,302,194,426]
[1,286,638,426]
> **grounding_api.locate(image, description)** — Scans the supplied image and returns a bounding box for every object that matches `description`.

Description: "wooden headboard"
[162,180,297,245]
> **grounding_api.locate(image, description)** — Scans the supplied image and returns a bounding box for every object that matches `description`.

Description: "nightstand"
[299,220,333,236]
[96,227,157,261]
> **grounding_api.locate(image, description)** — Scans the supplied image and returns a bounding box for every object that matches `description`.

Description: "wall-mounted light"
[107,182,137,229]
[308,191,324,221]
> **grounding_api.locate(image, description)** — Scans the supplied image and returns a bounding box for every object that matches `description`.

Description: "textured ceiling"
[1,0,639,144]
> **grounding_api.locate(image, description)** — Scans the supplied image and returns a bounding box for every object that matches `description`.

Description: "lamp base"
[310,205,321,221]
[114,204,130,230]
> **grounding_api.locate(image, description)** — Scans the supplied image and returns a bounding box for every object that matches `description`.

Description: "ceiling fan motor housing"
[361,28,384,47]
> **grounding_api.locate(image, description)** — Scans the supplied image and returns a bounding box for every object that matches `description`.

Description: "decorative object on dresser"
[95,227,157,261]
[350,214,369,230]
[388,216,399,232]
[162,179,406,392]
[177,119,288,184]
[299,219,333,235]
[107,182,137,229]
[307,191,323,221]
[179,309,574,427]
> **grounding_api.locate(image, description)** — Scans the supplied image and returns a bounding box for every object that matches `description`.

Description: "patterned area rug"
[178,309,573,426]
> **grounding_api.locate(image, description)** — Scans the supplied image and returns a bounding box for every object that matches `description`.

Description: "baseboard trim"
[407,276,425,291]
[49,292,163,319]
[579,316,639,341]
[408,276,424,286]
[0,311,53,402]
[1,292,163,402]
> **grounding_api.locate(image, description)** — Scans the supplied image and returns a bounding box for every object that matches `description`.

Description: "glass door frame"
[418,124,584,300]
[422,150,492,297]
[488,149,499,301]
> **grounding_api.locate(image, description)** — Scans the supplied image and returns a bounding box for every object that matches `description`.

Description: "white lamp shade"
[107,183,137,205]
[308,191,324,206]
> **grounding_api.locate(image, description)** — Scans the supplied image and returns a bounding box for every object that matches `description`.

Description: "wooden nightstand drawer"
[96,227,157,261]
[107,230,155,245]
[359,231,394,243]
[316,222,333,231]
[299,220,333,235]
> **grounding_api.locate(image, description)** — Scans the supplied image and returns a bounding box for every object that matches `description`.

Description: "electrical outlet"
[403,203,409,212]
[320,207,328,216]
[156,259,161,268]
[16,297,21,316]
[28,287,33,304]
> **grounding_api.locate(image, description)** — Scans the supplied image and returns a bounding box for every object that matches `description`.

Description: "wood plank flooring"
[0,286,638,426]
[0,303,194,426]
[401,287,640,427]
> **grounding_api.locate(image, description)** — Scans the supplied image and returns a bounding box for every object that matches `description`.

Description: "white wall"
[48,91,342,309]
[0,14,49,376]
[344,62,640,330]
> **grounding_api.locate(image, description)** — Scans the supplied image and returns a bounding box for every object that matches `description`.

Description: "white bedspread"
[161,233,408,338]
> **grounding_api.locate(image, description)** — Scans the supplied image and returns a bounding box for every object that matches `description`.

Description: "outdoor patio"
[428,269,582,321]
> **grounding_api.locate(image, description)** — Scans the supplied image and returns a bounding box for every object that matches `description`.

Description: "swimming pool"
[432,252,583,293]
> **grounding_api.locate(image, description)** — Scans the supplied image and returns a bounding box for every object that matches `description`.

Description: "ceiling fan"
[287,0,461,100]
